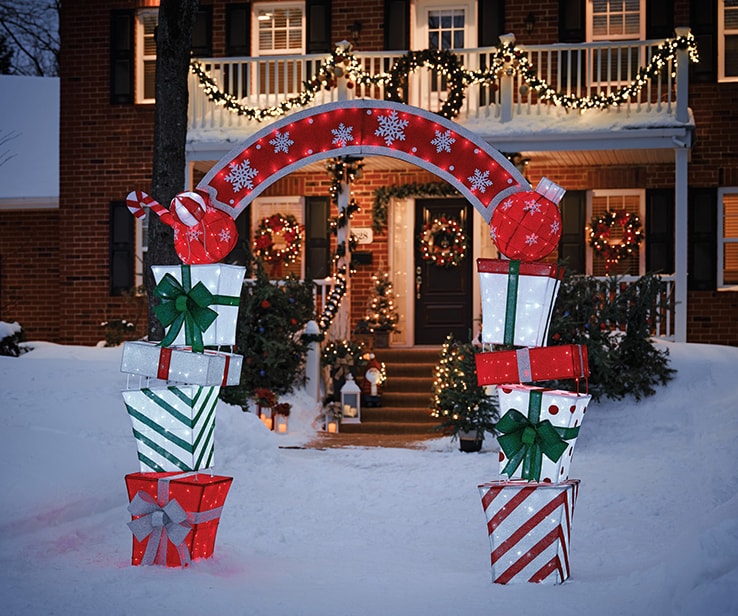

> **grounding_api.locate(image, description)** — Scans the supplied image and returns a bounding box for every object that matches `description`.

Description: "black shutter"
[384,0,410,51]
[110,10,134,104]
[646,0,674,39]
[305,196,331,281]
[688,188,718,291]
[558,0,585,43]
[307,0,332,54]
[226,3,251,56]
[558,190,586,274]
[191,6,213,57]
[691,1,716,83]
[646,189,675,274]
[478,0,504,47]
[110,201,135,296]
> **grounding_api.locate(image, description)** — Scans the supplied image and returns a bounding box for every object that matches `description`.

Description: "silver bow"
[127,491,192,567]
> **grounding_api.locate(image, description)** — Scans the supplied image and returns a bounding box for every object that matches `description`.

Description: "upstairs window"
[136,9,158,103]
[718,189,738,288]
[587,0,645,83]
[255,3,305,55]
[719,0,738,81]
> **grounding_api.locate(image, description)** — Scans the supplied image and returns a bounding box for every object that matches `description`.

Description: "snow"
[1,340,737,615]
[0,320,22,339]
[0,75,59,200]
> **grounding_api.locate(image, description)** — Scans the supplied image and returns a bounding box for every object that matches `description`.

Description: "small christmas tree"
[365,271,400,333]
[430,334,499,448]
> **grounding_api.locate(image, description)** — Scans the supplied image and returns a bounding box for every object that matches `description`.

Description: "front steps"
[338,347,442,436]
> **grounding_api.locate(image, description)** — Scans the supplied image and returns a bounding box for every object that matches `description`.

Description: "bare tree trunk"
[144,0,199,342]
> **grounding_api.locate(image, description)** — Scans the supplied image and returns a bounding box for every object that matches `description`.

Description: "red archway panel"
[197,100,530,224]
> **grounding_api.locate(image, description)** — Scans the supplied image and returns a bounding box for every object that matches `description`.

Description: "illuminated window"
[136,9,158,103]
[255,3,304,55]
[587,0,645,83]
[719,0,738,81]
[718,189,738,287]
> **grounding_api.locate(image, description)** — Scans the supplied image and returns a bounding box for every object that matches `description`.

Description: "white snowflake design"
[218,228,232,243]
[550,220,561,234]
[269,131,294,154]
[467,169,493,193]
[500,198,514,211]
[186,226,203,242]
[525,233,539,246]
[523,199,542,215]
[225,159,259,192]
[489,225,498,241]
[331,123,355,147]
[375,110,409,146]
[431,129,455,153]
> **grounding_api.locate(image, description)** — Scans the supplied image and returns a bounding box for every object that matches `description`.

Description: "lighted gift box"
[121,341,242,386]
[478,479,580,585]
[475,344,589,386]
[477,259,563,348]
[125,471,233,567]
[496,384,590,483]
[122,385,219,473]
[151,263,246,350]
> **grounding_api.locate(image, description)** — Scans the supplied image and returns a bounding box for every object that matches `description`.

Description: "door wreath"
[419,216,467,267]
[589,210,643,267]
[253,213,304,276]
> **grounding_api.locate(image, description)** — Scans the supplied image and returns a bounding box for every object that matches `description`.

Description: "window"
[254,3,305,55]
[719,0,738,81]
[427,8,465,51]
[251,197,305,279]
[587,0,645,83]
[718,189,738,287]
[110,201,135,295]
[587,189,645,276]
[136,9,158,103]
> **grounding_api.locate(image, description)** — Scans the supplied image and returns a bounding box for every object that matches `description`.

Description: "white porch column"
[336,178,351,340]
[674,146,688,342]
[498,34,516,123]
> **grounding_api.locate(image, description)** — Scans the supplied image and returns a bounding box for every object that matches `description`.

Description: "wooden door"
[414,198,473,345]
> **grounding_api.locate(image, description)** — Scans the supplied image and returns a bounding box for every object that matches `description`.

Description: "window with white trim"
[254,3,304,55]
[587,189,646,277]
[252,196,305,279]
[719,0,738,81]
[718,189,738,287]
[586,0,645,83]
[136,9,157,104]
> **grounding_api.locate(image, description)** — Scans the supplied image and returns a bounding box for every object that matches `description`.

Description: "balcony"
[187,31,696,163]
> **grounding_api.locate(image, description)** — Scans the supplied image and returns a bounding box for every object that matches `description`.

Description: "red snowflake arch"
[197,100,530,224]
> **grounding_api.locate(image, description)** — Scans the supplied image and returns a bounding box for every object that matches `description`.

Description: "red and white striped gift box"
[478,479,580,585]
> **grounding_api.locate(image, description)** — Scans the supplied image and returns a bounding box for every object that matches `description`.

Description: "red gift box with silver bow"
[478,479,580,585]
[475,344,589,386]
[125,471,232,567]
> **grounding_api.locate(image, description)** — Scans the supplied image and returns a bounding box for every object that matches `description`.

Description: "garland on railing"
[373,182,461,231]
[190,33,699,122]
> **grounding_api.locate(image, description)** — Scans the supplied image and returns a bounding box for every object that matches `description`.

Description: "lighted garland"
[190,34,699,122]
[373,182,460,231]
[589,210,643,265]
[419,217,467,267]
[253,213,304,268]
[317,266,348,333]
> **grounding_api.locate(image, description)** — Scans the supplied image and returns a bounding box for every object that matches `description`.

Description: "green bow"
[153,266,234,352]
[497,390,580,481]
[503,260,520,347]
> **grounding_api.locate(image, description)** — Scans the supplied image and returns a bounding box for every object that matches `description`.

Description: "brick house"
[1,0,737,347]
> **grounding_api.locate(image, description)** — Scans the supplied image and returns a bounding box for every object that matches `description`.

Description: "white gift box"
[121,341,242,386]
[496,384,590,483]
[477,259,563,348]
[151,264,246,349]
[122,385,219,473]
[478,479,580,584]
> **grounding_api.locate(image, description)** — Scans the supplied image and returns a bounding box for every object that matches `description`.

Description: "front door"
[414,198,473,345]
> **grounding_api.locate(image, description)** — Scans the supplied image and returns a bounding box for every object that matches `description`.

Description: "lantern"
[340,374,361,423]
[275,413,289,433]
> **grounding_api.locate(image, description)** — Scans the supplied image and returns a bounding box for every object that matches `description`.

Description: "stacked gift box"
[120,191,245,567]
[475,179,591,585]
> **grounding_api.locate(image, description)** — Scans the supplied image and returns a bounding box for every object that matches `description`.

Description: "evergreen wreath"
[589,210,643,264]
[253,213,304,268]
[419,216,467,267]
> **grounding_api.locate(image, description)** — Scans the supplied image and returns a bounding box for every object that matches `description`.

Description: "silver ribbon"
[515,347,532,382]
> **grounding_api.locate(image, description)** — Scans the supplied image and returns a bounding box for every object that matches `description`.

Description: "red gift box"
[475,344,589,386]
[478,479,580,585]
[125,471,232,567]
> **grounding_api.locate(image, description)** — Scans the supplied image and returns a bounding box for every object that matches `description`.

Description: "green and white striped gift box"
[122,385,219,473]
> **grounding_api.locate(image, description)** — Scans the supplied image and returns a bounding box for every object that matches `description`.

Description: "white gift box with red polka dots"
[478,479,580,584]
[496,384,590,484]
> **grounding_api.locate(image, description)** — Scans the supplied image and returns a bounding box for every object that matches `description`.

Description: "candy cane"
[126,190,175,226]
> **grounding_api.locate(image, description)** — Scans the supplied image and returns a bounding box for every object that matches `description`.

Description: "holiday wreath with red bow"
[589,210,643,265]
[419,216,467,267]
[253,213,304,276]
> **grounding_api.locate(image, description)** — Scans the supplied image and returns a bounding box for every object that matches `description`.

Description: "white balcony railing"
[188,32,695,135]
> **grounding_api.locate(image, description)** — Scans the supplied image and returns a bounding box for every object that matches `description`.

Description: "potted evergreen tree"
[364,271,400,348]
[430,333,499,452]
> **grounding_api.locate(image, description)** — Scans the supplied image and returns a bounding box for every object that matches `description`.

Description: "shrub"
[0,321,25,357]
